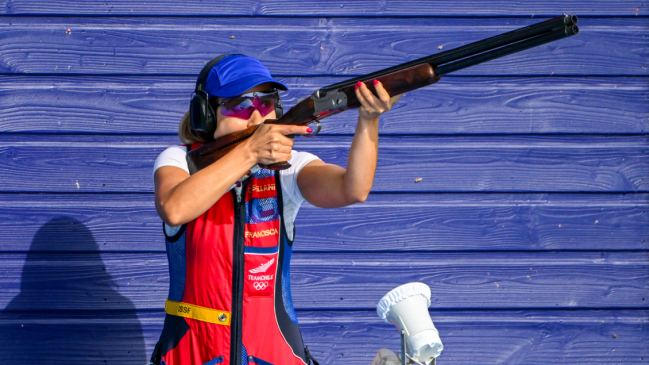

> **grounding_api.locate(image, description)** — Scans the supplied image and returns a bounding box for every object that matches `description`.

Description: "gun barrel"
[565,15,579,26]
[318,14,578,95]
[435,24,578,76]
[420,14,576,68]
[567,24,580,36]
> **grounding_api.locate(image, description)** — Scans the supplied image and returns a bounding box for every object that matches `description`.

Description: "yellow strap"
[165,299,231,326]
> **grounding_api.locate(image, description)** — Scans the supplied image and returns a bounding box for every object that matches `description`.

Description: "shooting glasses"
[218,91,279,120]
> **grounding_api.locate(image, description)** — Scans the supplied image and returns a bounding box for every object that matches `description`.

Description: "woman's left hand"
[297,79,403,208]
[355,79,403,122]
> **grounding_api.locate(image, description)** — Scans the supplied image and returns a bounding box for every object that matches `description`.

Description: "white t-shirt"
[153,145,320,240]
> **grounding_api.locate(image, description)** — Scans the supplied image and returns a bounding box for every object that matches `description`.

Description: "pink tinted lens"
[220,98,254,119]
[220,94,276,119]
[254,95,276,117]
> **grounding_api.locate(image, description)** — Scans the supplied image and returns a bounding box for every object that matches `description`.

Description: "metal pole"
[400,330,406,365]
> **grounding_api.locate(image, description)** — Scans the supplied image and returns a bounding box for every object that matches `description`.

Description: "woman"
[151,55,400,365]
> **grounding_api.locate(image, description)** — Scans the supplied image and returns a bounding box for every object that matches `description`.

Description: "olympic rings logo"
[253,282,269,290]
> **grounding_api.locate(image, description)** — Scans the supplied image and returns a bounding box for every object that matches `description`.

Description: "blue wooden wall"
[0,1,647,364]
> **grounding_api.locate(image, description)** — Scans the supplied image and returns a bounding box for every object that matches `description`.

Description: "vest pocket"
[244,245,279,297]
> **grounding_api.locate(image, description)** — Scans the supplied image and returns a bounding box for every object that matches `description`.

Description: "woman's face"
[213,83,278,139]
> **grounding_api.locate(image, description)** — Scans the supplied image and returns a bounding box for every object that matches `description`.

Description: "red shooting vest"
[154,163,309,365]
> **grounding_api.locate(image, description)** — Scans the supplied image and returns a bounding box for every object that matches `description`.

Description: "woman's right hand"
[244,124,311,166]
[155,123,309,227]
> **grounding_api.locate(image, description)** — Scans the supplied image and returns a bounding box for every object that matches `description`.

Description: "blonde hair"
[178,110,206,144]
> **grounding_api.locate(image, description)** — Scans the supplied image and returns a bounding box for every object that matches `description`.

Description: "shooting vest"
[152,160,312,365]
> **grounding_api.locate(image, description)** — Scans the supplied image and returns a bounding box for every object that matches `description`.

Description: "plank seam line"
[1,132,648,138]
[1,249,647,254]
[0,75,648,81]
[0,191,647,197]
[1,73,648,78]
[292,249,649,254]
[1,191,647,195]
[0,15,647,19]
[294,307,649,312]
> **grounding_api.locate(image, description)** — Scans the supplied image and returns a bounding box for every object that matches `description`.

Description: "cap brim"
[210,74,288,98]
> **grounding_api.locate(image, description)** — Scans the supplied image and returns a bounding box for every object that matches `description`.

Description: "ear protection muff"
[190,54,233,141]
[190,54,285,141]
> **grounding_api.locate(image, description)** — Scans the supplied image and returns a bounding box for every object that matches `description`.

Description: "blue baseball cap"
[204,55,288,98]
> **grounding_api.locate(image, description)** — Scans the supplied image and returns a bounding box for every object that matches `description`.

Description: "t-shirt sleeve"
[280,150,320,241]
[280,150,320,204]
[153,145,189,176]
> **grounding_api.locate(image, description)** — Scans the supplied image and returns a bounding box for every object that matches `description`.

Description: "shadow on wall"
[0,217,146,364]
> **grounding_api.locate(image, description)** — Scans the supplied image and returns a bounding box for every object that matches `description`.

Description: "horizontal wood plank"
[0,135,646,193]
[0,76,646,135]
[1,0,646,16]
[0,310,646,364]
[0,18,645,76]
[301,310,649,365]
[0,193,646,252]
[0,252,646,310]
[297,193,649,252]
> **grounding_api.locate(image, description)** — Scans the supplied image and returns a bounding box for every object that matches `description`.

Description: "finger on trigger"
[292,124,311,135]
[276,124,302,136]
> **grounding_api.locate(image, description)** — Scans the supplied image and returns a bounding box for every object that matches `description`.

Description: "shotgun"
[187,14,579,174]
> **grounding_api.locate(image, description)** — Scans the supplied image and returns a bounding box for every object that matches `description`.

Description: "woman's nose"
[248,109,264,126]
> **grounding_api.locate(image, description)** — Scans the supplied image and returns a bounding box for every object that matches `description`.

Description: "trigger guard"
[301,120,322,138]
